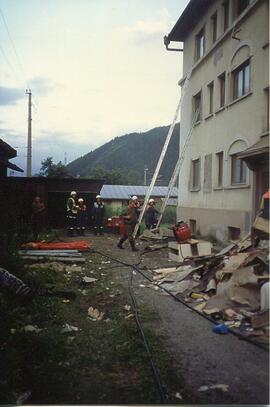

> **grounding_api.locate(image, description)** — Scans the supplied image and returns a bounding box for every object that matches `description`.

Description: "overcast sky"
[0,0,188,175]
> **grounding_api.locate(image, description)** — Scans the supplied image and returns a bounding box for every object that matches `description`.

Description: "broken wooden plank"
[215,243,236,257]
[19,256,85,263]
[18,249,79,254]
[251,310,269,329]
[18,251,82,257]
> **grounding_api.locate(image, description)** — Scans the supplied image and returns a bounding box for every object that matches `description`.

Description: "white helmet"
[149,198,155,204]
[78,198,84,203]
[70,191,76,196]
[96,195,101,199]
[131,195,138,200]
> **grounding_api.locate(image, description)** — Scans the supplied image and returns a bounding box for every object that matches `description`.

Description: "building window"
[231,154,247,184]
[233,60,250,100]
[236,0,254,17]
[211,12,218,43]
[193,91,202,122]
[265,87,269,132]
[192,159,200,189]
[219,72,226,107]
[216,152,224,187]
[208,82,214,114]
[195,28,205,61]
[189,219,197,233]
[223,0,229,31]
[228,226,241,240]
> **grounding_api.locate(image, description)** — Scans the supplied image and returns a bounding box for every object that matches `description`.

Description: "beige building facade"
[166,0,269,242]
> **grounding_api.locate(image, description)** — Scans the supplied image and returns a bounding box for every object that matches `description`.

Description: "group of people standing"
[66,191,105,237]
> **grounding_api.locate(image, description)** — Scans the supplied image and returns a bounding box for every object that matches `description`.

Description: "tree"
[39,157,69,178]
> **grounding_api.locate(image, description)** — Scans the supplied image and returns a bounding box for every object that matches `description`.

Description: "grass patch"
[0,252,184,404]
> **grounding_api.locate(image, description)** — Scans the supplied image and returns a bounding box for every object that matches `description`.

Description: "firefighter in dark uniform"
[77,198,88,235]
[145,198,159,229]
[66,191,78,236]
[117,196,139,251]
[31,196,45,241]
[93,195,105,235]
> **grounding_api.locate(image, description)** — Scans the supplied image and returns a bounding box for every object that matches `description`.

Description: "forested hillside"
[67,123,180,185]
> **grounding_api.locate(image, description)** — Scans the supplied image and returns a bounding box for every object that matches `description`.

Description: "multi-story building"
[165,0,269,241]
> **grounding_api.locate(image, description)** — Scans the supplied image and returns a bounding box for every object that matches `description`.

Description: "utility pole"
[26,89,32,177]
[64,152,67,165]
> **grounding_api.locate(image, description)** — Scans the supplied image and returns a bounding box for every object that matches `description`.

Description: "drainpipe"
[164,35,184,52]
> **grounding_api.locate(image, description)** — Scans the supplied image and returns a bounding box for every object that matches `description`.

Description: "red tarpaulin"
[21,241,90,252]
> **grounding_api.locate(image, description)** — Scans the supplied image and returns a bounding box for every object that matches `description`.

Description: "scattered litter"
[62,299,70,303]
[61,324,79,333]
[199,384,229,392]
[82,276,97,284]
[87,307,104,321]
[125,313,135,319]
[109,294,115,298]
[16,390,32,405]
[81,289,88,296]
[104,318,111,323]
[175,392,183,400]
[10,328,16,334]
[23,325,42,333]
[124,305,131,311]
[213,324,229,334]
[139,284,146,288]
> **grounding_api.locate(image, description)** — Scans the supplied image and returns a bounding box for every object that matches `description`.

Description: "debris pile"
[152,235,269,344]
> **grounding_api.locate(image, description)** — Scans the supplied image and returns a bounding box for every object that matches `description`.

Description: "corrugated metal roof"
[100,184,178,200]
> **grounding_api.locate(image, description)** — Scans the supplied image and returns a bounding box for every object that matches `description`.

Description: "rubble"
[150,234,269,345]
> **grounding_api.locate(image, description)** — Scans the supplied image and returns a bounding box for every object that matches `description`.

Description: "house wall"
[177,0,269,241]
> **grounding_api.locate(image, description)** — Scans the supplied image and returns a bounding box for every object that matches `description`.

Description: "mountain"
[67,123,180,185]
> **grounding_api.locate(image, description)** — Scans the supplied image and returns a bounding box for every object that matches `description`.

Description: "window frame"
[231,154,248,185]
[232,59,251,100]
[193,90,202,122]
[223,0,230,31]
[207,81,214,115]
[195,28,205,61]
[219,72,226,107]
[211,12,218,43]
[216,151,224,187]
[192,158,201,190]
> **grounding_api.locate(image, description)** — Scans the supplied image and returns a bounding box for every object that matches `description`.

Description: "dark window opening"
[211,12,218,43]
[193,91,202,122]
[195,28,205,61]
[228,226,241,240]
[233,60,250,100]
[217,152,224,187]
[208,82,214,114]
[219,72,226,107]
[189,219,197,233]
[231,154,247,184]
[223,0,229,31]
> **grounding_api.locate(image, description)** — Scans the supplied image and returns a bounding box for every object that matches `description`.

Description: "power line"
[0,7,26,83]
[0,43,20,83]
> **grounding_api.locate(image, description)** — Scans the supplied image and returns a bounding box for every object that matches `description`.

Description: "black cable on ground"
[128,268,166,404]
[91,248,268,351]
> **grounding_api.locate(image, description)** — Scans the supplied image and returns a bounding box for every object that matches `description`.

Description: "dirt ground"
[0,232,269,405]
[90,234,269,405]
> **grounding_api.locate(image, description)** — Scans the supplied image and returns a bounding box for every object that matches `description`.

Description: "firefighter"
[66,191,78,236]
[145,198,159,229]
[31,196,45,241]
[77,198,88,235]
[93,195,105,235]
[117,196,139,251]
